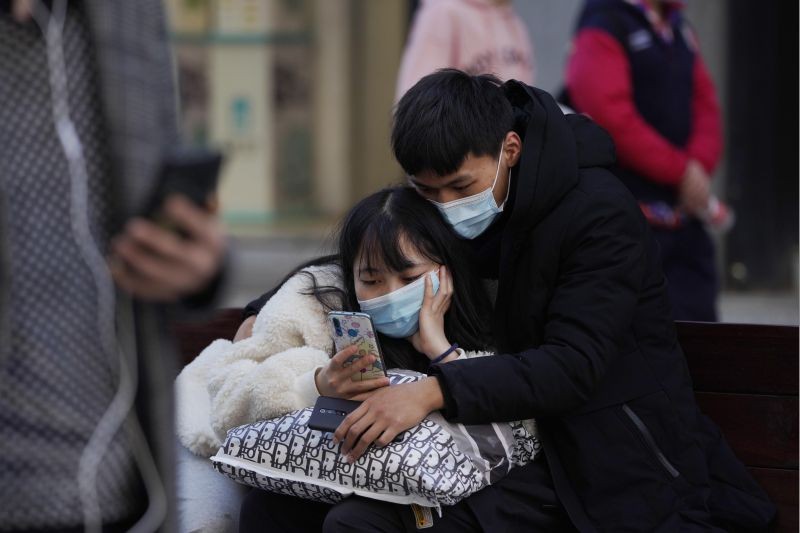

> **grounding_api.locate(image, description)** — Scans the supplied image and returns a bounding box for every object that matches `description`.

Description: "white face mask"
[430,142,508,239]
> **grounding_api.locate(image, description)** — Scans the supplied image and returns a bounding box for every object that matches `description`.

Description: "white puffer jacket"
[176,264,499,457]
[176,265,339,456]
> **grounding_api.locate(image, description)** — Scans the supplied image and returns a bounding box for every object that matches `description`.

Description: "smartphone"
[328,311,387,381]
[307,396,361,434]
[141,147,223,232]
[308,396,404,442]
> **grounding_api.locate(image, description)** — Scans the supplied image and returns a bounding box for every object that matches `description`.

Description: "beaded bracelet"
[429,343,459,366]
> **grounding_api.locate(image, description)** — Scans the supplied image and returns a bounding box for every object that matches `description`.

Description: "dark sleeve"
[686,55,722,174]
[242,291,272,320]
[430,182,648,423]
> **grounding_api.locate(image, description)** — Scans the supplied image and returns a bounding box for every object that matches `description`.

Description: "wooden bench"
[171,311,798,532]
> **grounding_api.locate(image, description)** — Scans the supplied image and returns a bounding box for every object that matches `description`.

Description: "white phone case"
[328,311,387,381]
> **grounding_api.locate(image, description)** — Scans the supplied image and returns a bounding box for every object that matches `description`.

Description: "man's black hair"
[392,68,515,177]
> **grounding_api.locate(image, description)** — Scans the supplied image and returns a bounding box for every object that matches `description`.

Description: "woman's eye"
[360,279,378,286]
[402,274,424,283]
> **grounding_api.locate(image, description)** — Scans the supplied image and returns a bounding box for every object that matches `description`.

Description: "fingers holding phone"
[109,194,226,301]
[315,344,390,400]
[109,148,227,302]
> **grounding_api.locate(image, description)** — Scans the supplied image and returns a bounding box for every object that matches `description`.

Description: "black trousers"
[239,455,574,532]
[652,220,718,322]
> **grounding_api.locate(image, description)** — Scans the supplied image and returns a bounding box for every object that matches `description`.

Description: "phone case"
[328,311,386,381]
[307,396,362,434]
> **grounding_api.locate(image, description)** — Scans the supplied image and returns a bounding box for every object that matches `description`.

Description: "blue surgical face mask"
[431,143,508,239]
[357,270,440,338]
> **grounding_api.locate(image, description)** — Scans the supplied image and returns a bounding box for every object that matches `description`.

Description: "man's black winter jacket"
[430,82,775,532]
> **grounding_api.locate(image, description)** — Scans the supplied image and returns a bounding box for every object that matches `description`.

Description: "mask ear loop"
[490,140,505,191]
[492,140,512,210]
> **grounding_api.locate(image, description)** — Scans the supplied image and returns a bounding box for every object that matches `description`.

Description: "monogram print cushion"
[211,370,541,508]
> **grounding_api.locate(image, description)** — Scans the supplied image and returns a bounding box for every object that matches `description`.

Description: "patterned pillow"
[211,370,540,509]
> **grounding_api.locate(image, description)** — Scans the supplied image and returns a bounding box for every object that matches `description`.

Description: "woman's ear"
[503,131,523,168]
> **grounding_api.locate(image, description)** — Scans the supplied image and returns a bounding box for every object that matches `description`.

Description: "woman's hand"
[315,344,390,400]
[333,377,445,462]
[409,266,453,359]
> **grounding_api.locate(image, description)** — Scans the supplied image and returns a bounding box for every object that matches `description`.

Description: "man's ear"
[503,131,523,167]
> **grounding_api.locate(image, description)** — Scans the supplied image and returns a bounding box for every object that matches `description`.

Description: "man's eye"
[452,182,472,192]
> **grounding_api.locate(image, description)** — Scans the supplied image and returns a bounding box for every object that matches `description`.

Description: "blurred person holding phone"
[0,1,226,531]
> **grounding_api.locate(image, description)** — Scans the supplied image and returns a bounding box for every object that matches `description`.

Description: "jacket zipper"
[622,404,680,478]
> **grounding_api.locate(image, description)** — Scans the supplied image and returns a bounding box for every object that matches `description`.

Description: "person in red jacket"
[565,0,727,321]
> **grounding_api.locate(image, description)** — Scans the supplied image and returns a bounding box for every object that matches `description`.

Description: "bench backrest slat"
[677,322,798,395]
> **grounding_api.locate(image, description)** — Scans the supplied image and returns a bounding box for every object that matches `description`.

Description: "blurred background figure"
[563,0,725,321]
[0,0,226,531]
[395,0,535,100]
[164,1,795,320]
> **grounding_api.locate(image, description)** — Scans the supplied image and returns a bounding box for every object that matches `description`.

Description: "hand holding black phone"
[308,396,362,434]
[308,396,406,443]
[141,147,223,235]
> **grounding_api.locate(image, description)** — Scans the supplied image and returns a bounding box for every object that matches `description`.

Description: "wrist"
[314,367,325,395]
[429,343,459,366]
[420,377,445,412]
[424,337,452,360]
[438,349,462,364]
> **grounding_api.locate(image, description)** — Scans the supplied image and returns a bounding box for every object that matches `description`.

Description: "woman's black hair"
[340,186,493,371]
[255,186,493,372]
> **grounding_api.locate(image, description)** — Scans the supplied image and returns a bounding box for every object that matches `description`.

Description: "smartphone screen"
[328,311,387,381]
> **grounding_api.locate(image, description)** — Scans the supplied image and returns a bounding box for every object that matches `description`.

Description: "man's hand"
[679,159,711,215]
[333,377,444,462]
[109,195,226,302]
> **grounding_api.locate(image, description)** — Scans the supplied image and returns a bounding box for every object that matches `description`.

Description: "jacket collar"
[501,81,617,239]
[502,81,579,239]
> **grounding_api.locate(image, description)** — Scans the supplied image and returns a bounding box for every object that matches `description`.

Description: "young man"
[331,70,775,531]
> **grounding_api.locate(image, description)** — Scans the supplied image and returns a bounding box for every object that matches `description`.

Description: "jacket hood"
[502,80,615,234]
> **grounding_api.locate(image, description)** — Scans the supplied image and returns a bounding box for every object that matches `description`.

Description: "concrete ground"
[223,236,799,327]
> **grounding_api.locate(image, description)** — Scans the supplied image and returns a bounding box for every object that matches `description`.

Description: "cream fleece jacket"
[176,265,339,456]
[175,264,510,457]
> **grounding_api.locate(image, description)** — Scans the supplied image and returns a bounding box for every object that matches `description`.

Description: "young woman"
[176,186,512,531]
